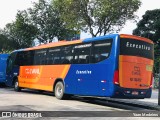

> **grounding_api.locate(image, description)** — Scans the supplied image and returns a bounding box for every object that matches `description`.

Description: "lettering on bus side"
[76,70,92,74]
[126,42,151,51]
[25,68,40,75]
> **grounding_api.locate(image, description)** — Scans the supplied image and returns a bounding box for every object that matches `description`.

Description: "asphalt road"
[151,89,158,99]
[0,87,159,120]
[0,87,123,111]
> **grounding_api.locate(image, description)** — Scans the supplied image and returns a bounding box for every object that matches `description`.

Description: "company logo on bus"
[76,70,92,74]
[25,68,40,75]
[126,42,151,51]
[120,38,154,59]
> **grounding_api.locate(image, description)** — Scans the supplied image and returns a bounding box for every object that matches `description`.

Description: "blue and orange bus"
[5,34,154,99]
[0,54,9,84]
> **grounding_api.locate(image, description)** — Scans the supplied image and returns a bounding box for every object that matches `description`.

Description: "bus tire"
[54,81,65,100]
[14,79,21,92]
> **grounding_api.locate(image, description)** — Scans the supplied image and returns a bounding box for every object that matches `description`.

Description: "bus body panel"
[18,34,119,96]
[64,62,115,96]
[18,65,70,91]
[119,55,153,89]
[0,54,9,83]
[5,34,153,99]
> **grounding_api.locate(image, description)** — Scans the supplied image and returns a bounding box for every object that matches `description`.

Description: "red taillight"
[113,70,119,84]
[150,73,153,88]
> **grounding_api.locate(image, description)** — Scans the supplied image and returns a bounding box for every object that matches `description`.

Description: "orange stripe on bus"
[18,65,71,90]
[119,55,154,65]
[26,40,83,51]
[61,65,70,79]
[120,34,153,44]
[19,83,53,91]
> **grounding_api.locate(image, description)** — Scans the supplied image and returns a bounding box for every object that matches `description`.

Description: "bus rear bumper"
[112,85,152,99]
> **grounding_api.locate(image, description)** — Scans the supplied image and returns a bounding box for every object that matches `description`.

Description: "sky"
[0,0,38,28]
[0,0,159,39]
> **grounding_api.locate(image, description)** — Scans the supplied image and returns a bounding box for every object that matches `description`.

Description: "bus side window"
[15,52,24,66]
[24,51,34,65]
[47,48,61,65]
[61,46,73,64]
[86,56,90,63]
[34,49,47,65]
[6,56,13,73]
[73,43,91,64]
[92,39,112,63]
[90,56,96,63]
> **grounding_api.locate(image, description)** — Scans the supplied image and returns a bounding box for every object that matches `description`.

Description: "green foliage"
[28,0,75,42]
[133,9,160,73]
[53,0,141,37]
[153,76,159,89]
[133,9,160,43]
[0,0,141,51]
[1,0,77,51]
[3,11,38,49]
[0,33,12,53]
[154,44,160,73]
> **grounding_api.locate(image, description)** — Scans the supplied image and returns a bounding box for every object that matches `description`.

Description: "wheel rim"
[15,81,18,89]
[56,85,62,97]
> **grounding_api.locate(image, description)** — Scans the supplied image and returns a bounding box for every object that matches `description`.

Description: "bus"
[0,54,9,84]
[5,34,154,99]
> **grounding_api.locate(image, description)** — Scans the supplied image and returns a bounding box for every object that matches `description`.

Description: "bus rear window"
[120,38,154,59]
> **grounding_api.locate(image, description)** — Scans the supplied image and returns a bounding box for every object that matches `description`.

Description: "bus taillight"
[113,70,119,85]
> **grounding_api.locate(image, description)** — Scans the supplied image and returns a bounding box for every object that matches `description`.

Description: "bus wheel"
[55,81,65,100]
[14,79,21,92]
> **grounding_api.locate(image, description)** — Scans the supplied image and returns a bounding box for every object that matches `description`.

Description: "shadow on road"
[15,89,148,111]
[0,83,7,88]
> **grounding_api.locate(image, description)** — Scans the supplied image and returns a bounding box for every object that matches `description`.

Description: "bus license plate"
[132,91,138,95]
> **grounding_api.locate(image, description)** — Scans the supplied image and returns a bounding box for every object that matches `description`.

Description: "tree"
[133,9,160,73]
[53,0,141,37]
[133,9,160,44]
[28,0,76,42]
[3,11,38,49]
[154,43,160,74]
[0,33,12,53]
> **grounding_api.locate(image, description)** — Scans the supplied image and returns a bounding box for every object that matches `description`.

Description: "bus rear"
[114,34,154,98]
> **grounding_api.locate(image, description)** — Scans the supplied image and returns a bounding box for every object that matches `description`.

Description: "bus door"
[119,37,154,91]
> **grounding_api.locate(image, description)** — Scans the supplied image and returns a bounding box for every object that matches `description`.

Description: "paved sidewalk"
[138,89,158,103]
[106,89,160,110]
